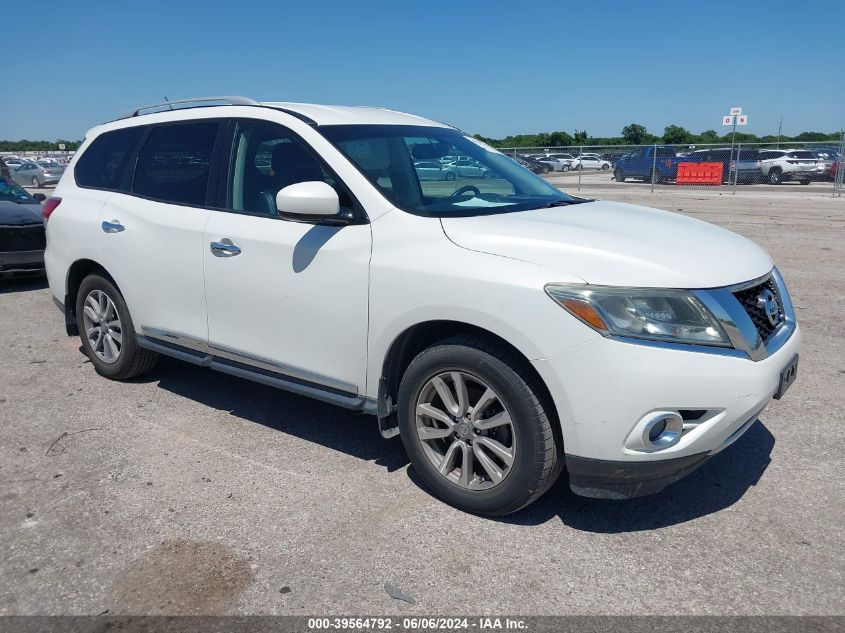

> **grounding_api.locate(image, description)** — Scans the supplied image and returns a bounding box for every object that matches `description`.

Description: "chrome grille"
[732,277,783,342]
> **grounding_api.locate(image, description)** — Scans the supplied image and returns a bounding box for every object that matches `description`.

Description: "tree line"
[2,124,842,152]
[473,124,843,148]
[0,139,82,152]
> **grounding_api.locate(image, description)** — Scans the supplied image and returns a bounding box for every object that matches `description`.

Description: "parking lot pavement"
[1,187,843,616]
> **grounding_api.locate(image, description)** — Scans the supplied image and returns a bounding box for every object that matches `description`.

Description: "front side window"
[226,121,352,216]
[132,122,219,206]
[320,125,577,217]
[75,126,144,190]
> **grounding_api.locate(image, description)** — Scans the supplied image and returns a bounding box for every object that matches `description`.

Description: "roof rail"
[119,96,260,119]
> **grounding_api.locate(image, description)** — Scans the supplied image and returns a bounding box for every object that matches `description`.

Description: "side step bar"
[137,335,377,414]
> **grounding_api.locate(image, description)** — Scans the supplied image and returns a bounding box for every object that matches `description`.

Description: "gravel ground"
[1,183,843,616]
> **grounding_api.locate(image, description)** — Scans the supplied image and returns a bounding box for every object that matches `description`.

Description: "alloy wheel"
[81,289,123,364]
[415,371,516,491]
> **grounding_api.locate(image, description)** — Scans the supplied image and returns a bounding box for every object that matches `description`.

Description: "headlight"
[545,284,731,347]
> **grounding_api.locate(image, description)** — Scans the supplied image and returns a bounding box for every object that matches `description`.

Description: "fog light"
[648,419,667,442]
[624,411,685,452]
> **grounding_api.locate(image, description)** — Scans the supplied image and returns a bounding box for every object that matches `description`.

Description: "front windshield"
[320,125,578,216]
[0,178,36,203]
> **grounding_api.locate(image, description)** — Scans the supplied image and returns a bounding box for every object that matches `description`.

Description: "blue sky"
[1,0,842,140]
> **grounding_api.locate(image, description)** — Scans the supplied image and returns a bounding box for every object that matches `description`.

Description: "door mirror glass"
[276,181,340,217]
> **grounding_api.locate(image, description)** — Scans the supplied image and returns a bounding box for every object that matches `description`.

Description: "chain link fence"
[499,138,845,197]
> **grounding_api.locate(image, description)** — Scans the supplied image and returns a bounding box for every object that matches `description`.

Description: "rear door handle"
[210,239,241,257]
[101,220,124,233]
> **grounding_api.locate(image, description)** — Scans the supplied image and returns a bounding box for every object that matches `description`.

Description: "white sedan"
[571,154,611,170]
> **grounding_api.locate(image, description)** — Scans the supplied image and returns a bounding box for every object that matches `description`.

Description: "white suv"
[44,97,800,515]
[759,149,825,184]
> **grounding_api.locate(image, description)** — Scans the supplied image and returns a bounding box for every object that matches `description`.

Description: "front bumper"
[532,318,801,499]
[0,249,45,278]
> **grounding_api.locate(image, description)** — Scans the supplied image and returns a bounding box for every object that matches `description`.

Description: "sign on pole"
[58,143,66,150]
[736,115,748,126]
[723,115,734,126]
[730,107,742,116]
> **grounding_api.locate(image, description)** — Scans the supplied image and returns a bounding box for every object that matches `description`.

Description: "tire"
[601,163,610,170]
[32,176,41,188]
[445,172,456,181]
[768,168,783,185]
[799,179,810,185]
[651,168,662,184]
[397,335,562,516]
[76,273,158,380]
[614,168,625,182]
[562,165,570,172]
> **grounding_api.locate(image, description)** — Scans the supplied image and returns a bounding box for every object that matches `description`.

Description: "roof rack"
[119,96,259,119]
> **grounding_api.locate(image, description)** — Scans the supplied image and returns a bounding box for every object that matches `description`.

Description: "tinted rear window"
[788,151,816,159]
[132,122,219,206]
[75,127,144,190]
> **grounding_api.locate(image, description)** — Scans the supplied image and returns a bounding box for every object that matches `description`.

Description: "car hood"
[0,200,44,226]
[439,200,773,288]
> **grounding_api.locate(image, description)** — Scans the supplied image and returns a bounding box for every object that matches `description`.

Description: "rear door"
[97,120,223,347]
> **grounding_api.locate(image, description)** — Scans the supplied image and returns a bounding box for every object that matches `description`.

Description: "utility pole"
[777,116,783,148]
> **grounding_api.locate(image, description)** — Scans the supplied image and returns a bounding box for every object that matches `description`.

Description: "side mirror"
[32,193,46,203]
[276,181,340,218]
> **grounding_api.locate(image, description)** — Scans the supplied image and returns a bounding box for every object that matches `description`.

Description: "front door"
[203,120,371,396]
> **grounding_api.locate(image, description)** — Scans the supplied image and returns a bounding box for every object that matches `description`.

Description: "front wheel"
[76,273,158,380]
[768,169,783,184]
[32,176,41,188]
[398,336,562,516]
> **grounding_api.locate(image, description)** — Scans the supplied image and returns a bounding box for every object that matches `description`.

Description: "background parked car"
[514,154,552,174]
[0,177,47,278]
[614,146,687,183]
[0,157,10,180]
[443,157,493,178]
[759,149,825,184]
[414,160,458,181]
[601,151,628,166]
[570,153,611,170]
[535,155,572,171]
[2,157,25,169]
[686,147,762,184]
[11,161,63,188]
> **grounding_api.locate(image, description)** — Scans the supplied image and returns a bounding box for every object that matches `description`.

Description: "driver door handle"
[210,239,242,257]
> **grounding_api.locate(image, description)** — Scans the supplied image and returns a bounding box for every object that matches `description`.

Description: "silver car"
[11,161,63,188]
[414,160,458,181]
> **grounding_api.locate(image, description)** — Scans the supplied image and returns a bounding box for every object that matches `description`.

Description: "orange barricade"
[676,162,723,185]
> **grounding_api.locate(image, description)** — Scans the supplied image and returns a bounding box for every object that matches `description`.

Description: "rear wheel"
[76,273,158,380]
[445,172,456,181]
[398,336,562,516]
[768,168,783,184]
[799,178,810,185]
[651,167,662,184]
[602,163,610,170]
[614,168,625,182]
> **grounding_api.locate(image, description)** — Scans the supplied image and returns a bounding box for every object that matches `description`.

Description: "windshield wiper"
[543,198,592,208]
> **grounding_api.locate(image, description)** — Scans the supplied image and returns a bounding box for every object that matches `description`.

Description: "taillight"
[43,197,61,222]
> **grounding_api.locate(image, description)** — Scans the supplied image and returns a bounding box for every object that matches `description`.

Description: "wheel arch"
[375,320,560,441]
[63,258,117,336]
